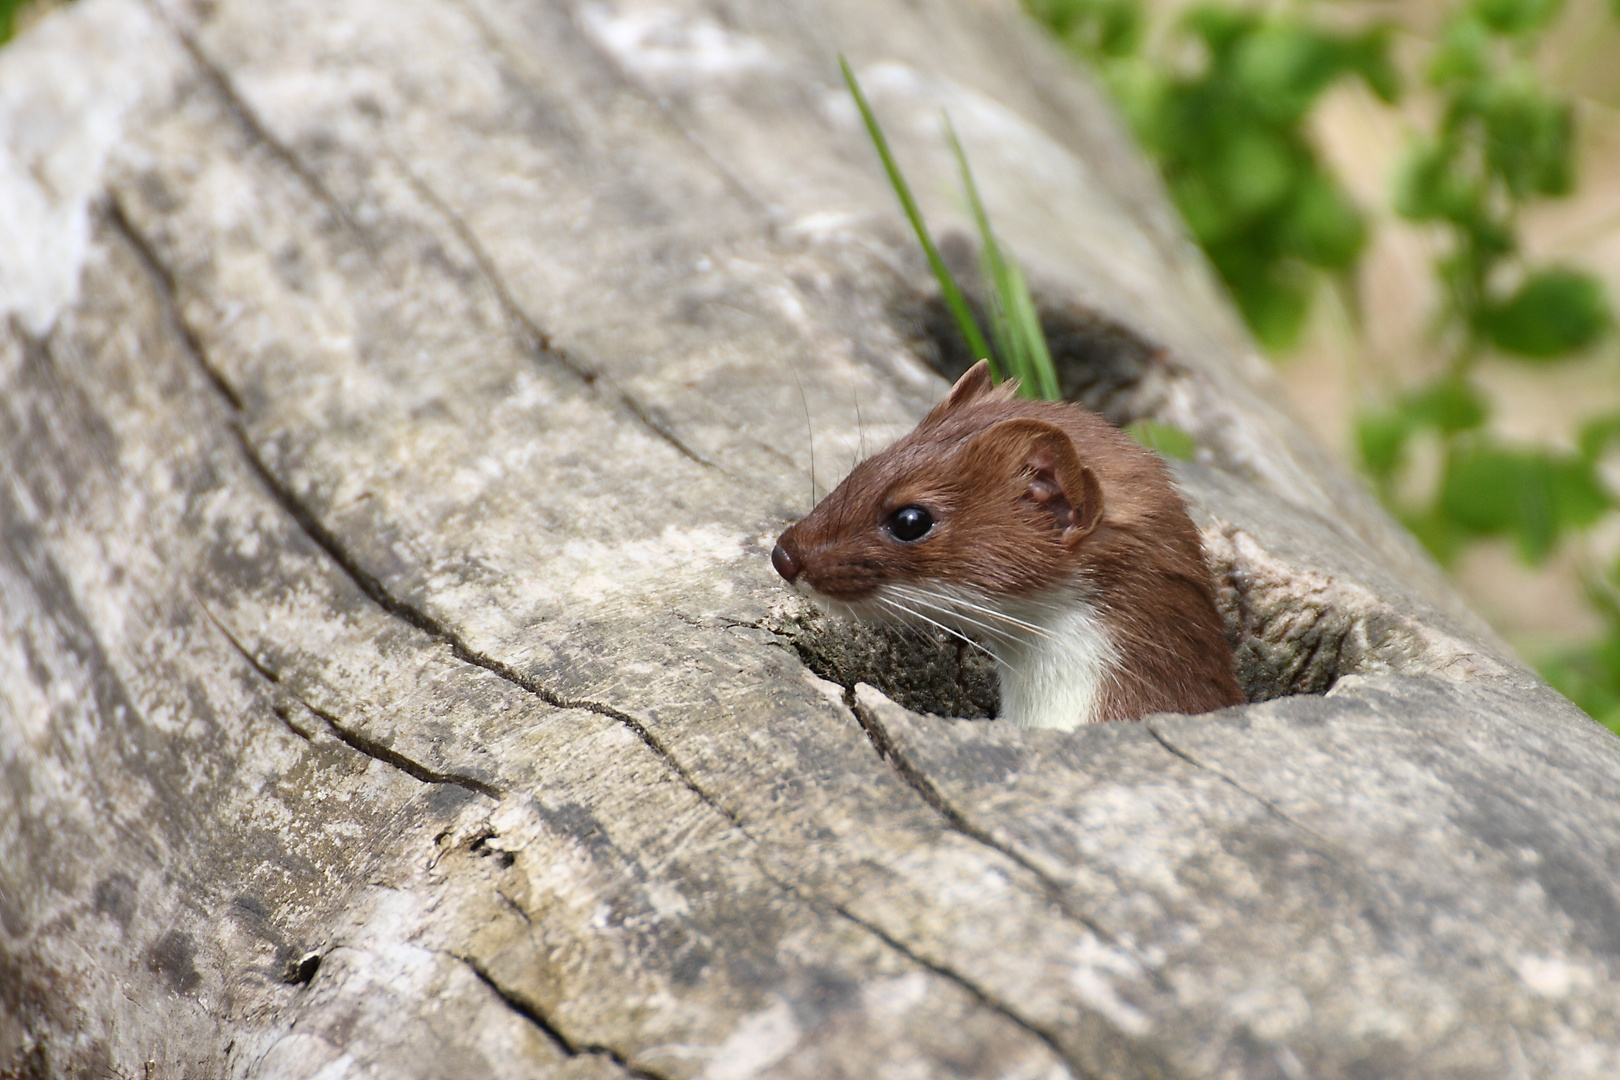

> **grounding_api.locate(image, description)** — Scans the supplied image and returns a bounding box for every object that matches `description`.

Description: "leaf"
[839,58,994,374]
[1401,505,1471,565]
[1027,0,1091,38]
[1439,442,1611,562]
[1404,376,1489,433]
[1101,58,1170,146]
[1180,3,1259,59]
[1440,446,1516,533]
[1483,267,1611,358]
[1345,26,1401,103]
[1031,0,1145,58]
[1549,455,1612,531]
[1125,420,1198,460]
[1356,379,1486,486]
[1356,408,1410,478]
[1578,413,1620,461]
[1472,0,1565,36]
[1539,624,1620,731]
[1478,75,1573,198]
[1232,22,1334,123]
[1483,450,1554,550]
[1231,21,1399,121]
[1168,173,1235,246]
[1282,170,1366,269]
[1428,16,1491,85]
[1393,138,1478,223]
[1093,0,1147,57]
[1224,258,1312,350]
[1212,124,1298,217]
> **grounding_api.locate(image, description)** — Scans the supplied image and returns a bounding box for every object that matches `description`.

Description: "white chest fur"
[994,599,1118,730]
[869,583,1119,731]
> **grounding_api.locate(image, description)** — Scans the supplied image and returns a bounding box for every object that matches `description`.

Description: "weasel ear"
[966,418,1103,545]
[923,359,995,425]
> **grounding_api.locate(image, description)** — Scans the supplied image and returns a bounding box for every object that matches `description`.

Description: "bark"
[3,0,1619,1077]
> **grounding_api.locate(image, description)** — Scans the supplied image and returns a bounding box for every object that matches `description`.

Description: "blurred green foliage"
[1356,0,1618,728]
[1030,0,1397,348]
[1031,0,1620,731]
[0,0,27,43]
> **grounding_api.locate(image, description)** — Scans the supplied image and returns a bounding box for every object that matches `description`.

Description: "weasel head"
[771,361,1107,619]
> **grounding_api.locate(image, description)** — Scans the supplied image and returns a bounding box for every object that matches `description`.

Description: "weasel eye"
[887,505,934,542]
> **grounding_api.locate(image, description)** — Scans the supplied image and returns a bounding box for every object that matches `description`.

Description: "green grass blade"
[945,117,1026,391]
[840,56,994,374]
[1007,255,1061,399]
[944,115,1018,386]
[982,259,1016,378]
[977,243,1024,392]
[944,113,1061,400]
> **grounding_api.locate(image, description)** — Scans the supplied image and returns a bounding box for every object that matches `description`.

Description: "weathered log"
[3,0,1619,1077]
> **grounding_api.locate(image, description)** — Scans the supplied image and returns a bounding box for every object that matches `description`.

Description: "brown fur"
[774,360,1243,723]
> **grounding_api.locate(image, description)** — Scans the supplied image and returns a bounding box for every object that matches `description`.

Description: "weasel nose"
[771,542,800,583]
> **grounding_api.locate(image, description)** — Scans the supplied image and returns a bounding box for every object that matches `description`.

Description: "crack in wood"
[107,185,753,842]
[155,4,723,477]
[849,696,1170,995]
[218,411,1110,1075]
[1144,721,1329,844]
[453,953,667,1080]
[618,391,720,472]
[216,383,745,825]
[194,592,501,799]
[304,700,501,799]
[782,884,1094,1080]
[151,3,367,242]
[188,590,312,741]
[103,197,242,411]
[380,148,722,473]
[376,148,560,358]
[668,610,789,637]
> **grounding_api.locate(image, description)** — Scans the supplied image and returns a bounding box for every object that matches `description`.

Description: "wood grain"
[3,0,1617,1076]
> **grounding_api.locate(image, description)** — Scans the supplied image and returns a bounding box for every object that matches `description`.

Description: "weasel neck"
[975,595,1116,731]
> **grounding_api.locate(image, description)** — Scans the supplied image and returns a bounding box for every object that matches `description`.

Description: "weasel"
[771,360,1243,729]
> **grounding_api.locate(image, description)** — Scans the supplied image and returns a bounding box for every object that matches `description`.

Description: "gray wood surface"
[3,0,1619,1076]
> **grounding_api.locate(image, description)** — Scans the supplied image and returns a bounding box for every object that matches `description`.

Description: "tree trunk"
[4,0,1619,1077]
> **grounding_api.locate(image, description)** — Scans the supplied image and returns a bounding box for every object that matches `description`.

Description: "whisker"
[876,596,1007,669]
[784,352,817,510]
[919,582,1072,631]
[887,610,940,651]
[899,584,1054,642]
[878,598,1020,679]
[881,586,1017,637]
[886,585,1041,647]
[896,598,1024,651]
[864,598,935,649]
[853,385,866,463]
